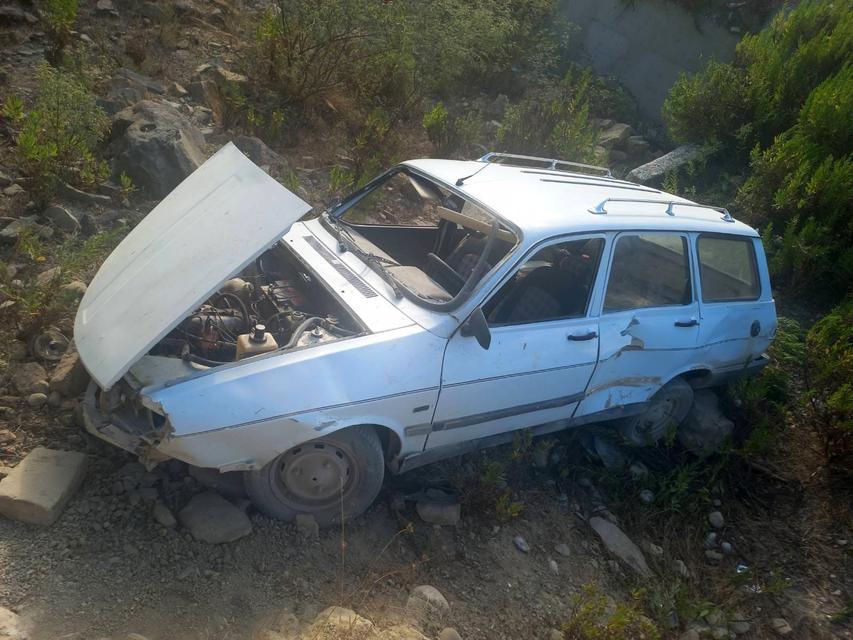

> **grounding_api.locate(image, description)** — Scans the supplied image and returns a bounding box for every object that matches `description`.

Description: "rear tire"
[244,426,385,526]
[617,377,694,446]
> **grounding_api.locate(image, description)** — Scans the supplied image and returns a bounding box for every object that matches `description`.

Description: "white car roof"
[403,159,759,243]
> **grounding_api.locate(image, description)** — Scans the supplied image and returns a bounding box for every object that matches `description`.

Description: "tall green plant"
[38,0,78,63]
[3,64,110,206]
[498,67,598,162]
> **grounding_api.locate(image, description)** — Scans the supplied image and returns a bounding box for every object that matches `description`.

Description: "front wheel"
[244,426,385,526]
[617,377,694,446]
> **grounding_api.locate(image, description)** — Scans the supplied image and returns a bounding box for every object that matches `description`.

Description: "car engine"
[150,245,362,366]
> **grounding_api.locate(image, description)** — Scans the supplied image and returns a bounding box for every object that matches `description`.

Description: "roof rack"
[479,152,612,178]
[588,197,734,223]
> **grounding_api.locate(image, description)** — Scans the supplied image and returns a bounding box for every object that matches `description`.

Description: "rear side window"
[698,235,760,302]
[604,234,691,312]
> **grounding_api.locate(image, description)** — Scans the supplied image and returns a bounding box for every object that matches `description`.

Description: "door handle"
[567,331,597,341]
[674,319,699,327]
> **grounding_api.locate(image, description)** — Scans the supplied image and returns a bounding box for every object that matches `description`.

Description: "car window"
[484,238,604,325]
[604,234,691,312]
[698,235,760,302]
[342,172,442,227]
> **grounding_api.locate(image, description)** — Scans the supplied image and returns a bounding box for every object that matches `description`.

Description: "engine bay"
[149,244,363,366]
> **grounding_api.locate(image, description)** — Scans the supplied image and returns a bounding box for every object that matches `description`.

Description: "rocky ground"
[0,2,851,640]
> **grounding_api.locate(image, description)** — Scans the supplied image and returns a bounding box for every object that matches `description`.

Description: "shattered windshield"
[327,168,517,309]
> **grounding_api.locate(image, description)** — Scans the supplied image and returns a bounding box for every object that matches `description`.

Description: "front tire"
[244,426,385,526]
[617,377,694,446]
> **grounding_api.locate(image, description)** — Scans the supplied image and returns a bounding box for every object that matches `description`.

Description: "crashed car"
[77,144,777,525]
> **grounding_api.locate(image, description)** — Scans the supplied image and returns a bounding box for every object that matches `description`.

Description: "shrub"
[38,0,77,63]
[498,67,598,162]
[661,1,853,303]
[804,301,853,467]
[3,63,110,206]
[423,102,449,147]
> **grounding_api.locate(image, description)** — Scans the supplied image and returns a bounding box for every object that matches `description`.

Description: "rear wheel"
[618,377,694,446]
[244,426,385,526]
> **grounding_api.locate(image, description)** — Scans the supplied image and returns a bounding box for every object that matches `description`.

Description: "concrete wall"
[561,0,740,122]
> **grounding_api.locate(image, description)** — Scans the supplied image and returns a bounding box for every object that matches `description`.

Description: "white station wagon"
[77,144,777,525]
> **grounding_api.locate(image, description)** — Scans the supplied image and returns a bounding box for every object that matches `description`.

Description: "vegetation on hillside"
[663,0,852,303]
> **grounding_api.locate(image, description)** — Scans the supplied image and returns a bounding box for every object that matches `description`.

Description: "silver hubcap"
[277,442,354,505]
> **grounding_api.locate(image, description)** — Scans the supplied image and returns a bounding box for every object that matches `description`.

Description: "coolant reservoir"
[236,324,278,360]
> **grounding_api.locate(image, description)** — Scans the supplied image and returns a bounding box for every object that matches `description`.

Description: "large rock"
[10,362,48,395]
[49,347,90,397]
[0,605,27,639]
[178,491,252,543]
[677,390,734,456]
[110,100,207,198]
[99,68,167,114]
[42,205,80,234]
[626,145,708,185]
[305,607,374,638]
[588,516,651,576]
[598,122,634,149]
[406,584,450,628]
[0,447,88,526]
[232,136,289,173]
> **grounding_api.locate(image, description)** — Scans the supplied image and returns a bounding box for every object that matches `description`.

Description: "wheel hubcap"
[277,442,354,505]
[639,396,678,440]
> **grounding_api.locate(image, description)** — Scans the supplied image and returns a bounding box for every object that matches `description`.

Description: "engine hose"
[209,291,250,326]
[182,352,230,367]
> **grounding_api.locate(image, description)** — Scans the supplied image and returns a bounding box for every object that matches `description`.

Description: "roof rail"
[588,197,734,223]
[479,152,612,178]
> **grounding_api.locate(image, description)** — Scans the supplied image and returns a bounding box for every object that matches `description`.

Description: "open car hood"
[74,142,312,389]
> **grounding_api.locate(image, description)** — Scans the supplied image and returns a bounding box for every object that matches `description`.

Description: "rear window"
[698,235,760,302]
[604,234,691,312]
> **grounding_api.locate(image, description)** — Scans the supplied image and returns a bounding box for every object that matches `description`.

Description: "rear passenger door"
[694,233,776,372]
[576,232,701,418]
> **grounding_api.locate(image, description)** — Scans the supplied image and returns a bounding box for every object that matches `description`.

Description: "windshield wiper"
[327,214,403,298]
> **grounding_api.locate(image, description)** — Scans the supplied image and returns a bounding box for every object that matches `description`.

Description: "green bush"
[38,0,77,63]
[561,585,660,640]
[804,301,853,467]
[661,1,852,302]
[498,67,598,162]
[3,63,110,206]
[422,102,449,147]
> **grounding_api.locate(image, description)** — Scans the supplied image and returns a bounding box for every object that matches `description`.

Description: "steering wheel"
[427,253,465,293]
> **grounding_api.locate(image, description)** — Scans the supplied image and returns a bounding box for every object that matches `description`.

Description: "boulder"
[0,605,27,639]
[625,135,650,156]
[305,607,374,638]
[588,516,651,576]
[626,145,708,185]
[0,447,88,525]
[42,205,80,234]
[231,136,289,173]
[178,491,252,543]
[378,625,431,640]
[111,101,207,198]
[677,390,734,456]
[406,584,450,628]
[11,362,48,395]
[49,347,90,397]
[598,123,633,149]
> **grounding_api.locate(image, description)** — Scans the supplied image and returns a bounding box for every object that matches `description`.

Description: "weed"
[38,0,78,64]
[119,172,136,204]
[4,63,110,207]
[561,584,660,640]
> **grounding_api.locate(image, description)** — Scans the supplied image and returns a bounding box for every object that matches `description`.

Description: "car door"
[425,235,606,450]
[576,231,701,417]
[694,233,777,372]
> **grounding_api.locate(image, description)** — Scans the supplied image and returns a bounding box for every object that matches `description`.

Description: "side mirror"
[460,307,491,350]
